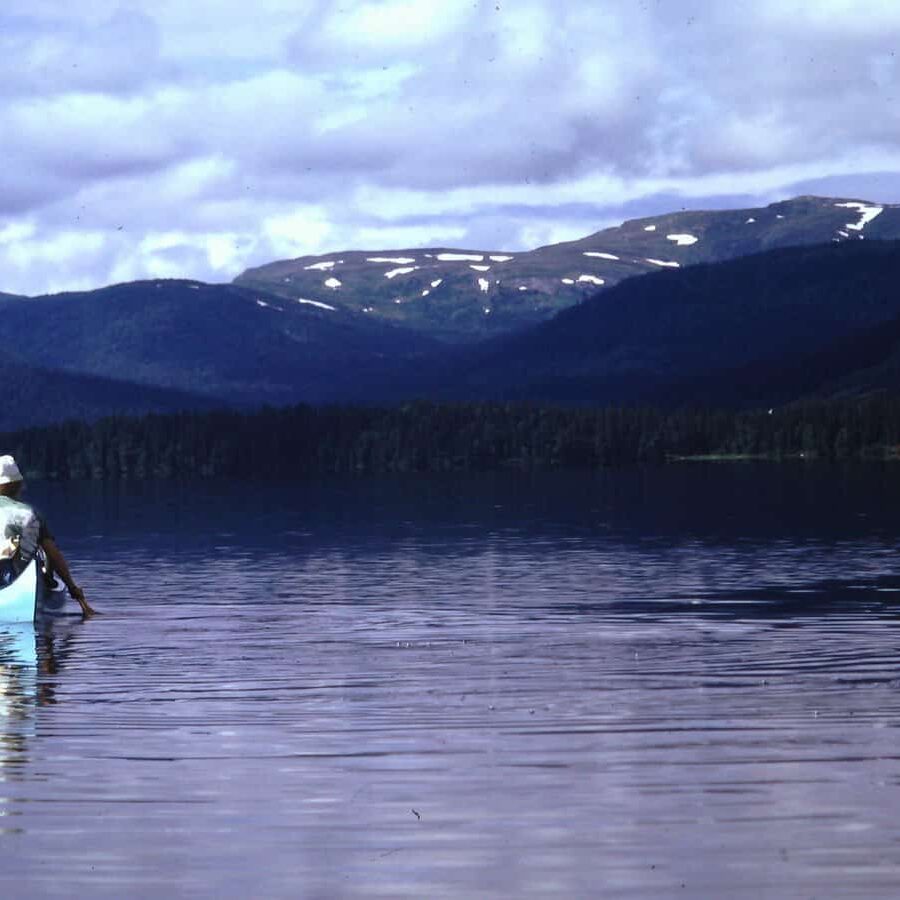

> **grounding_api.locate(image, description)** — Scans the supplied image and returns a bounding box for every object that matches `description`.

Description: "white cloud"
[757,0,900,33]
[0,1,899,294]
[0,8,163,98]
[0,228,110,294]
[262,208,333,260]
[3,89,188,180]
[318,0,466,51]
[0,223,36,245]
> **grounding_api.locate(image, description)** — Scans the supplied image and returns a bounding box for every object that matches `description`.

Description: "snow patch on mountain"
[438,253,484,262]
[470,265,491,272]
[385,266,418,279]
[584,252,619,260]
[645,258,680,268]
[324,277,341,289]
[578,275,605,286]
[489,255,514,262]
[643,225,656,232]
[835,202,883,231]
[296,298,336,311]
[368,257,416,264]
[477,278,490,292]
[304,261,336,271]
[666,233,699,246]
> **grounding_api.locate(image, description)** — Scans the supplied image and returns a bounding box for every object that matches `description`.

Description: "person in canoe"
[0,455,95,617]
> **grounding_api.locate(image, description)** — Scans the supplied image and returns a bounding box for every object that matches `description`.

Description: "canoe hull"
[0,558,39,623]
[0,558,69,623]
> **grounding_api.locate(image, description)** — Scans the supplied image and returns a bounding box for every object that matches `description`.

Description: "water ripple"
[3,469,900,897]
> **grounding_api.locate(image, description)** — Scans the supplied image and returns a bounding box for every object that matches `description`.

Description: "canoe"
[0,558,39,623]
[0,558,68,623]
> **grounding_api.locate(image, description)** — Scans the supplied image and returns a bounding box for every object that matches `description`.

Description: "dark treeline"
[3,397,900,480]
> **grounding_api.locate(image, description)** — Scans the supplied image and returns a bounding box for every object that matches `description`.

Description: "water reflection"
[0,625,36,836]
[0,625,36,669]
[0,621,77,791]
[34,622,76,708]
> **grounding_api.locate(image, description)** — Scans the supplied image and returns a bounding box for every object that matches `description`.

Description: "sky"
[1,0,899,295]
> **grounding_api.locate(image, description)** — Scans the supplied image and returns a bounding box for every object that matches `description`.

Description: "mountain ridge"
[3,196,900,428]
[234,195,900,342]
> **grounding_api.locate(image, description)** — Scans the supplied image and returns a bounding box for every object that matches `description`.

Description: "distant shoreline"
[3,397,900,480]
[671,451,900,462]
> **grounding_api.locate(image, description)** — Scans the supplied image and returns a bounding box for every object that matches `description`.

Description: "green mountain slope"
[235,195,900,342]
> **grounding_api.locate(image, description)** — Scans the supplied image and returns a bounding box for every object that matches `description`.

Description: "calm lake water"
[3,465,900,897]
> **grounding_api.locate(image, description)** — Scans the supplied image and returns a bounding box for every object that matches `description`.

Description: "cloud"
[0,8,164,98]
[0,1,899,294]
[0,228,113,295]
[285,0,473,68]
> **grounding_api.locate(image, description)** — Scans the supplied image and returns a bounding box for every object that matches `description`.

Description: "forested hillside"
[0,279,435,417]
[5,396,900,481]
[422,239,900,407]
[0,360,218,430]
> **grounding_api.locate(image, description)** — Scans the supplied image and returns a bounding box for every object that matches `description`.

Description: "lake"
[3,464,900,897]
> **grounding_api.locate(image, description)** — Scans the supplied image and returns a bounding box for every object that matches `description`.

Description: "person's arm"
[40,538,96,617]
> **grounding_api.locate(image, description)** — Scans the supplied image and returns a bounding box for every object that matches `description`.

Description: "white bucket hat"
[0,455,23,485]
